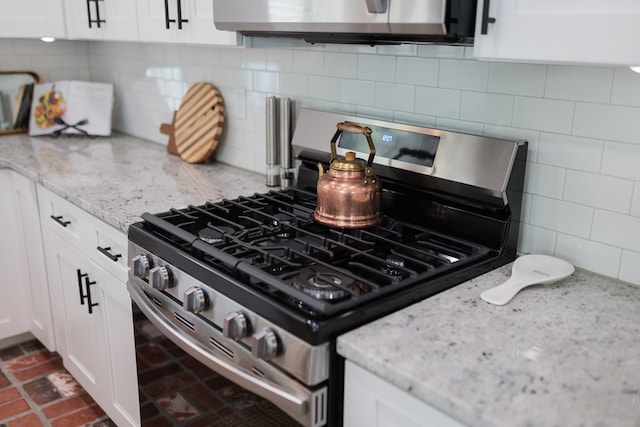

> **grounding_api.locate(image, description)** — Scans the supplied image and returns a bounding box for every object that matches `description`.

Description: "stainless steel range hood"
[212,0,477,45]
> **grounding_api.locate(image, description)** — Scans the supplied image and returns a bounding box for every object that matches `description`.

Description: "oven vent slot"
[174,312,195,332]
[251,366,266,378]
[151,297,163,307]
[210,337,234,359]
[312,387,327,427]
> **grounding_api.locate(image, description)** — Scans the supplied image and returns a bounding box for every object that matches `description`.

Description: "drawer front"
[38,186,91,248]
[90,221,128,283]
[37,185,128,283]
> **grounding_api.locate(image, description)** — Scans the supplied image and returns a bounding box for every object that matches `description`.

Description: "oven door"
[128,280,328,427]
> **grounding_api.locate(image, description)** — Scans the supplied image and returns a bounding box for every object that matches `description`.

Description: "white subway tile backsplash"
[308,76,340,101]
[414,87,460,119]
[374,82,414,112]
[418,45,465,59]
[601,141,640,181]
[631,185,640,218]
[545,65,613,103]
[393,112,436,128]
[555,234,621,278]
[611,67,640,107]
[293,50,324,75]
[619,250,640,285]
[592,210,640,252]
[266,49,294,72]
[488,62,546,97]
[460,91,513,126]
[524,163,565,199]
[339,79,375,106]
[518,223,556,255]
[573,103,640,144]
[396,57,438,87]
[438,59,489,92]
[322,52,357,78]
[564,170,632,213]
[254,71,279,93]
[512,97,574,134]
[530,196,592,238]
[357,54,396,83]
[537,133,603,173]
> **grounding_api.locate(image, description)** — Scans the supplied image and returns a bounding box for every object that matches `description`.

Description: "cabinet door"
[0,0,66,38]
[99,269,140,427]
[10,172,56,351]
[64,0,138,41]
[0,170,30,340]
[343,361,465,427]
[137,0,239,45]
[43,234,110,402]
[474,0,640,66]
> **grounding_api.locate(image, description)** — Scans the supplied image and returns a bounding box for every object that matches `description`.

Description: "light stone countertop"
[0,133,269,233]
[4,133,639,427]
[337,264,640,427]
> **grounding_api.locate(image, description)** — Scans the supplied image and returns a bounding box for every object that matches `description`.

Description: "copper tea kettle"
[314,122,382,229]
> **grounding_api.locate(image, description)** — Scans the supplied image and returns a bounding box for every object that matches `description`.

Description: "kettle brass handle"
[330,122,376,177]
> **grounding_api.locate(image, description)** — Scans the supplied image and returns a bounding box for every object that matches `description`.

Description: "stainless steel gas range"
[126,109,527,426]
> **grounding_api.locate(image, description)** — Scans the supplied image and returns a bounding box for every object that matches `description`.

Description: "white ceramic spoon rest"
[480,254,575,306]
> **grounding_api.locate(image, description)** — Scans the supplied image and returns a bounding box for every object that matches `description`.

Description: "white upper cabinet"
[64,0,138,41]
[473,0,640,66]
[0,0,66,39]
[137,0,240,45]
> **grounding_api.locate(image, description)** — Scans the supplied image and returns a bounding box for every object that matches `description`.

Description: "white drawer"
[37,185,128,283]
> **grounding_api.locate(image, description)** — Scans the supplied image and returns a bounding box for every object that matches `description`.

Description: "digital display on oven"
[339,122,440,168]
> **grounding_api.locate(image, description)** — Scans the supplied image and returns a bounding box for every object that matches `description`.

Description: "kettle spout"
[317,162,325,178]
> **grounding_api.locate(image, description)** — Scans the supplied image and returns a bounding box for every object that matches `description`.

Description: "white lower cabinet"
[0,170,31,341]
[9,171,56,351]
[38,184,139,427]
[343,361,465,427]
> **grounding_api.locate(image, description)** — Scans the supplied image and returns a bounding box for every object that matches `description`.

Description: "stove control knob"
[149,266,173,291]
[132,255,151,279]
[183,287,208,313]
[223,311,249,341]
[252,328,281,361]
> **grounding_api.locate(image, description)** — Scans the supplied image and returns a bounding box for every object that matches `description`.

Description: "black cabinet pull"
[87,0,106,28]
[481,0,496,35]
[51,215,71,227]
[77,269,88,305]
[84,277,99,314]
[165,0,189,29]
[97,246,122,262]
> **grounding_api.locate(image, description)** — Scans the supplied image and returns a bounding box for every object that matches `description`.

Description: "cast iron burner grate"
[139,188,491,317]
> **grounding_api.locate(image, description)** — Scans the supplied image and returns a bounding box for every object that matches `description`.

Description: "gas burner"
[198,226,235,245]
[293,266,353,300]
[381,254,409,278]
[271,212,296,240]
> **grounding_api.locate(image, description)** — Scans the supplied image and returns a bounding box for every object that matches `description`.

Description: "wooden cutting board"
[164,82,225,163]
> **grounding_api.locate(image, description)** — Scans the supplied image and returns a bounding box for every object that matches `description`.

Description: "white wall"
[2,38,640,286]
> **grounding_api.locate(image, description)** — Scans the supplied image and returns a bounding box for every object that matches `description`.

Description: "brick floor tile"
[50,404,105,427]
[0,387,21,403]
[7,412,44,427]
[13,358,64,382]
[42,393,95,419]
[48,372,83,397]
[137,343,169,365]
[20,340,45,353]
[144,371,198,397]
[6,353,57,373]
[0,398,30,419]
[0,345,24,362]
[141,415,175,427]
[156,392,199,422]
[181,384,223,412]
[0,371,9,389]
[23,377,61,405]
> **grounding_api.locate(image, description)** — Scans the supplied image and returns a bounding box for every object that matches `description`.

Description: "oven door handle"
[128,282,314,424]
